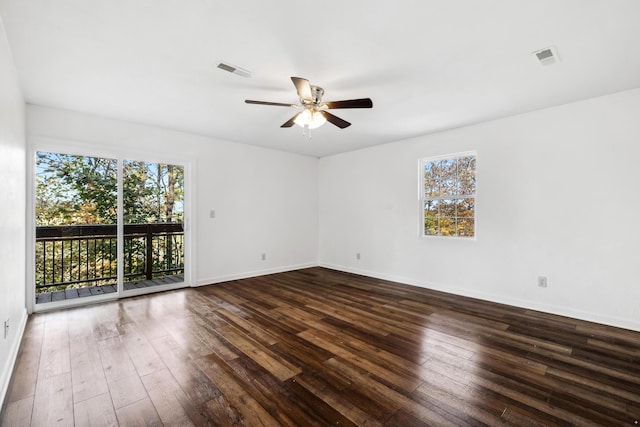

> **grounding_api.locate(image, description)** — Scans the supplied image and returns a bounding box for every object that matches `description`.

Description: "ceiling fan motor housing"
[307,85,324,104]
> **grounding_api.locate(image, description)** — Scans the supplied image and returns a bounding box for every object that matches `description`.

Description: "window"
[420,152,476,237]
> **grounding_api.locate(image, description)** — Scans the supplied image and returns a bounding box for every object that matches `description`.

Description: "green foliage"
[36,152,184,226]
[36,152,117,225]
[124,160,184,223]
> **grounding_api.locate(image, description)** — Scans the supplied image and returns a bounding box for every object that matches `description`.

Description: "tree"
[36,152,117,225]
[37,153,184,226]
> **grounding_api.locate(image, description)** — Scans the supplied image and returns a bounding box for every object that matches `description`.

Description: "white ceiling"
[1,1,640,158]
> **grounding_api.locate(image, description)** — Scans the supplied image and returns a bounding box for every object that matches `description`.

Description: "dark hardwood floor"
[2,267,640,426]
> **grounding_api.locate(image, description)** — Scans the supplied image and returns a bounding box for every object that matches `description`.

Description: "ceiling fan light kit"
[294,109,326,129]
[245,77,373,134]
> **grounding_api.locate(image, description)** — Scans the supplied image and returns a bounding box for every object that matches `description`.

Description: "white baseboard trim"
[195,262,318,287]
[0,307,28,411]
[319,262,640,333]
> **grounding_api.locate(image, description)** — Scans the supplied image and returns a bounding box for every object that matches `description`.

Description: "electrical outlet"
[356,253,361,260]
[537,276,548,288]
[261,253,266,261]
[4,319,9,339]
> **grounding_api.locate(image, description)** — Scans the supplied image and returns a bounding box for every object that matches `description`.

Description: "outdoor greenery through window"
[35,151,185,301]
[421,152,476,237]
[123,160,184,287]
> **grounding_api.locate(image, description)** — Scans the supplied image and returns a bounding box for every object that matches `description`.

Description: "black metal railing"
[35,223,184,292]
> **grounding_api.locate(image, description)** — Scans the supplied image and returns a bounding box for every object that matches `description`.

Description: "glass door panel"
[35,151,118,304]
[122,160,184,293]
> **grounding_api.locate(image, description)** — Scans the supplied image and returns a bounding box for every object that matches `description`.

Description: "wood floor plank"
[269,337,354,392]
[428,355,603,426]
[221,353,351,427]
[4,318,44,404]
[107,373,149,410]
[95,323,150,411]
[149,334,223,406]
[4,267,640,426]
[114,398,162,427]
[200,394,243,427]
[414,368,508,425]
[31,372,74,427]
[295,372,386,427]
[187,313,243,361]
[324,357,456,426]
[0,396,33,427]
[194,353,285,427]
[139,369,196,426]
[217,325,302,381]
[214,307,279,346]
[282,377,357,427]
[161,314,219,358]
[67,308,110,404]
[545,367,640,404]
[297,329,423,393]
[304,302,390,338]
[73,393,118,427]
[96,336,139,385]
[68,334,110,404]
[118,322,166,377]
[37,312,70,380]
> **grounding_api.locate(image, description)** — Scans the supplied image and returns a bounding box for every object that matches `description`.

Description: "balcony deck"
[35,274,184,304]
[35,222,184,305]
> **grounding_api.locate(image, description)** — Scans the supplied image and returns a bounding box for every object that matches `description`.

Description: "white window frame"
[419,151,476,239]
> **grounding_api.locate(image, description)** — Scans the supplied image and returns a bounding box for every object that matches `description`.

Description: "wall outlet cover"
[537,276,548,288]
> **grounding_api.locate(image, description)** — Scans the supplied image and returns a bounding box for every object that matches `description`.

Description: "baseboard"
[0,307,28,411]
[319,262,640,333]
[195,262,319,287]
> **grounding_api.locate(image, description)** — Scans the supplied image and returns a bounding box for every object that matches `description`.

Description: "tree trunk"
[165,164,176,221]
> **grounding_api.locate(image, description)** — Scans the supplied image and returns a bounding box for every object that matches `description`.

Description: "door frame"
[27,137,194,313]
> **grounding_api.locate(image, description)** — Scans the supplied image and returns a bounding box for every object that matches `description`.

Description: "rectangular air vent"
[533,46,560,66]
[217,62,252,78]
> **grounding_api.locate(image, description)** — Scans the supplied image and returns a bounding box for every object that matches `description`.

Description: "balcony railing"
[35,223,184,293]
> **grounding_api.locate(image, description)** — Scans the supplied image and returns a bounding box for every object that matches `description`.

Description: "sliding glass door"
[33,151,187,307]
[35,152,118,304]
[122,160,184,294]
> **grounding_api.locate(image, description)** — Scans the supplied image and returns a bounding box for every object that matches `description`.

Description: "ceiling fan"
[245,77,373,130]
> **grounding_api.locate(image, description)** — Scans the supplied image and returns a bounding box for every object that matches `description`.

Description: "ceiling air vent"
[217,62,252,78]
[533,46,559,66]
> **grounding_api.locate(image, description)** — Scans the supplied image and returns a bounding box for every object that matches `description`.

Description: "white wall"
[0,16,27,409]
[27,105,319,289]
[319,88,640,331]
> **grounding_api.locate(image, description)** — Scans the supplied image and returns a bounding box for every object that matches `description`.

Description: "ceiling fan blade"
[281,113,301,128]
[322,98,373,109]
[245,100,297,107]
[320,111,351,129]
[291,77,313,101]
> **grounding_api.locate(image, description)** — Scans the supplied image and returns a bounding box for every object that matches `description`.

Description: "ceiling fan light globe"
[294,109,326,129]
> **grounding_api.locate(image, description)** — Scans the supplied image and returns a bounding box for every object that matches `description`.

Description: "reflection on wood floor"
[3,267,640,426]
